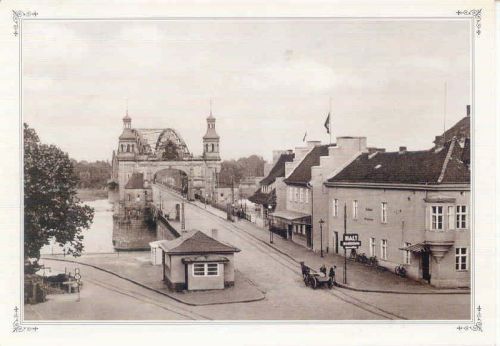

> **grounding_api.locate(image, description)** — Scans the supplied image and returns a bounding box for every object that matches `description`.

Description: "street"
[28,190,470,321]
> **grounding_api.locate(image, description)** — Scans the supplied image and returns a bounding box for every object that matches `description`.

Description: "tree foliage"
[218,155,266,187]
[72,159,111,189]
[24,124,94,259]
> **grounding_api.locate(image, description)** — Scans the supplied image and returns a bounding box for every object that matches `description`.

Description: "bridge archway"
[153,168,190,198]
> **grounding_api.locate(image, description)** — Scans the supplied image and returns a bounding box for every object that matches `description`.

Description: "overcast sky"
[22,19,471,162]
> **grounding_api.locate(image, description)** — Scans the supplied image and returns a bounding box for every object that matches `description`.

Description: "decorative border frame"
[456,9,482,36]
[12,10,38,36]
[12,10,479,331]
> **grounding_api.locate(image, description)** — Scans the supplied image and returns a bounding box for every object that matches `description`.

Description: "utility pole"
[319,219,325,257]
[343,202,347,285]
[181,202,185,231]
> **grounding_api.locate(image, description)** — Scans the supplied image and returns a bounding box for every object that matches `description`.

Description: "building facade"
[158,230,240,291]
[323,116,470,288]
[248,151,294,228]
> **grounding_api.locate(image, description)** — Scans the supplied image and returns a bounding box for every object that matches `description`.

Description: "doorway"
[334,231,339,254]
[422,252,431,283]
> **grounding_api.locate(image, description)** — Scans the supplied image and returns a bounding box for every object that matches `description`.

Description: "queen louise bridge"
[108,110,221,250]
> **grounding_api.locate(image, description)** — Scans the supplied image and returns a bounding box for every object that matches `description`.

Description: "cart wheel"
[310,277,318,289]
[304,276,309,287]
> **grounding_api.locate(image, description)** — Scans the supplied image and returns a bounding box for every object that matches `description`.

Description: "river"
[40,199,115,255]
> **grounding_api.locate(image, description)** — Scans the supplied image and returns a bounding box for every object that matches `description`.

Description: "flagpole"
[329,97,332,144]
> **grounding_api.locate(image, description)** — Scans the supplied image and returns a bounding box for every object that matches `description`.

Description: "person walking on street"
[329,266,337,286]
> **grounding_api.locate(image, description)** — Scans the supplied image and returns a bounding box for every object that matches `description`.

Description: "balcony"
[424,230,455,262]
[424,230,455,244]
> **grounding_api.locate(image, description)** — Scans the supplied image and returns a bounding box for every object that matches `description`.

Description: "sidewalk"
[191,200,470,295]
[41,252,265,306]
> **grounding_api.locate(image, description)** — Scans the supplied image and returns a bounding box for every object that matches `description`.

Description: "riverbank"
[77,189,108,202]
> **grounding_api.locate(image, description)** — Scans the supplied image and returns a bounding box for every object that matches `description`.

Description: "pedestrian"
[329,266,337,285]
[320,264,327,277]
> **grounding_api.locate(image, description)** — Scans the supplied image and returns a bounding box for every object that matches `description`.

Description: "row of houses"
[250,107,471,288]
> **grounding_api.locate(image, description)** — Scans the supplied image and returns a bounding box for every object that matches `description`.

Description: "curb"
[336,283,470,295]
[40,257,266,306]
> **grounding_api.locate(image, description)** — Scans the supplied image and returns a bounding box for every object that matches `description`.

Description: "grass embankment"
[77,189,108,202]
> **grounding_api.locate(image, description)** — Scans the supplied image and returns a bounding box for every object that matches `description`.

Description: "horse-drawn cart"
[300,262,334,289]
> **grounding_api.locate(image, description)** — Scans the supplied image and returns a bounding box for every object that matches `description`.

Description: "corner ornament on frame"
[13,306,39,333]
[12,10,39,37]
[456,9,482,36]
[456,305,483,332]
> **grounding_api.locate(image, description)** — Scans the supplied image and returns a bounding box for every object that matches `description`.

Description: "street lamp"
[319,219,325,258]
[268,205,273,244]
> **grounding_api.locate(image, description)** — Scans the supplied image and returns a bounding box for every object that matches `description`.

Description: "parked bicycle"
[394,264,407,277]
[355,253,369,264]
[368,256,378,267]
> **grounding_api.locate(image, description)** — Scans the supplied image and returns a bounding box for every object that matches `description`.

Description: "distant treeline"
[218,155,266,187]
[71,160,111,189]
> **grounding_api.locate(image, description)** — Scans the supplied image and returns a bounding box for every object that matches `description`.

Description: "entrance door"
[306,225,312,248]
[334,231,339,254]
[287,224,293,240]
[422,252,431,283]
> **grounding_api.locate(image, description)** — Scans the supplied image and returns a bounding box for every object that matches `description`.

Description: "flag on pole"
[303,131,307,142]
[324,112,331,134]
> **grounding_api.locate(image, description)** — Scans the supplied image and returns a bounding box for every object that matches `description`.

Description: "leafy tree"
[218,155,266,186]
[24,124,94,259]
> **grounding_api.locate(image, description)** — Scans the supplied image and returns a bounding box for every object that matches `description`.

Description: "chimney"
[466,105,471,117]
[211,228,218,239]
[399,146,407,154]
[368,147,386,155]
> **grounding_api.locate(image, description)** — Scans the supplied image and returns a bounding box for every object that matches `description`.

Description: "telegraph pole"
[343,202,347,285]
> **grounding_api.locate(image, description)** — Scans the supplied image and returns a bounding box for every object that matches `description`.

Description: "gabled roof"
[158,230,240,254]
[124,172,145,189]
[284,145,333,186]
[248,188,276,206]
[260,153,295,186]
[327,139,470,185]
[434,116,470,147]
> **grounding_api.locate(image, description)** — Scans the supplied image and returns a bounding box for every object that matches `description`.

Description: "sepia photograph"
[20,17,474,321]
[0,1,497,345]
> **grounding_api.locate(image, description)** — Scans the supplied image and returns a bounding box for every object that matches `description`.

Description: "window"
[380,239,387,260]
[456,205,467,229]
[447,206,455,230]
[211,143,214,152]
[127,144,130,152]
[294,187,298,202]
[431,206,443,230]
[205,144,208,152]
[403,242,411,264]
[381,202,387,223]
[333,199,339,217]
[299,188,303,203]
[305,190,309,203]
[193,263,219,276]
[352,200,358,220]
[455,248,468,271]
[369,237,376,257]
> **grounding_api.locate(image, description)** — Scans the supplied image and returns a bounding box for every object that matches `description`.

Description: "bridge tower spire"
[203,101,220,161]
